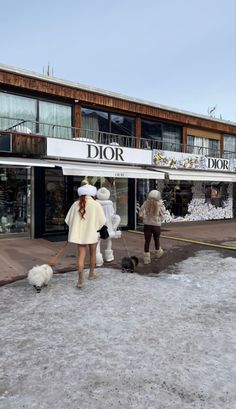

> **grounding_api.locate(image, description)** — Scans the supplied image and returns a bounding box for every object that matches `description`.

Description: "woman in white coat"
[65,184,106,288]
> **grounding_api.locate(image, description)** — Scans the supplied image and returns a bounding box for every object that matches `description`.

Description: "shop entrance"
[34,168,130,238]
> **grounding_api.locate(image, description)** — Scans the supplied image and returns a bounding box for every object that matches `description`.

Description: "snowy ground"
[0,250,236,409]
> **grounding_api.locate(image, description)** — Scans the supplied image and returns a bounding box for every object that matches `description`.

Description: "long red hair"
[78,196,86,219]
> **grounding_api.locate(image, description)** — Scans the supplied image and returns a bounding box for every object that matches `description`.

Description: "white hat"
[97,187,110,200]
[148,190,161,201]
[77,184,97,197]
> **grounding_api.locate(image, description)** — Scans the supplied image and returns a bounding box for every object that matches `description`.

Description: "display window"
[137,178,233,225]
[158,180,232,222]
[0,167,31,236]
[72,176,128,227]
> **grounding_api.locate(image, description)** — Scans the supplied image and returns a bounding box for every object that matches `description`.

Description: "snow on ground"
[0,250,236,409]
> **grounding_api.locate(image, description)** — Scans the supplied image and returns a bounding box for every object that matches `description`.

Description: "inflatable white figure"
[96,187,121,266]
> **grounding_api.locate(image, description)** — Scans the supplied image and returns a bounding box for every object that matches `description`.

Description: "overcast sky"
[1,0,236,122]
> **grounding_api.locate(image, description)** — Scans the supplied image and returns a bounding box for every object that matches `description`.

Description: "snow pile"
[0,251,236,409]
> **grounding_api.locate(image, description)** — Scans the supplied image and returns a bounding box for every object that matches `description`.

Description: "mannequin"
[96,187,121,266]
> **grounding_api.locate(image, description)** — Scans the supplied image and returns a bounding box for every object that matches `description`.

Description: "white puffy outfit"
[96,188,121,266]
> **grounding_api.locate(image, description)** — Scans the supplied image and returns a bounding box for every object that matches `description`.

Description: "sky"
[0,0,236,123]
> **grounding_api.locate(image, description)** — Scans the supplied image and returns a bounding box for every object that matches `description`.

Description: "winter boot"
[155,248,164,259]
[77,271,83,288]
[96,252,104,267]
[104,249,114,262]
[143,252,151,265]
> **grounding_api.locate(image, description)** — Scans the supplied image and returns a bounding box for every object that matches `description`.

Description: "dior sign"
[87,144,124,161]
[47,138,158,165]
[207,158,229,170]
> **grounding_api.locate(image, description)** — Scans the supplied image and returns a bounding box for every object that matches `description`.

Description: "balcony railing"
[0,116,235,159]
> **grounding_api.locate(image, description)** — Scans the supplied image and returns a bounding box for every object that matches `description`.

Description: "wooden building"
[0,64,236,238]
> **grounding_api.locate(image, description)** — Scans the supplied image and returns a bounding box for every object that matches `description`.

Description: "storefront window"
[45,169,67,233]
[72,176,128,227]
[0,167,31,236]
[161,181,193,217]
[136,179,157,226]
[137,178,233,225]
[155,179,232,222]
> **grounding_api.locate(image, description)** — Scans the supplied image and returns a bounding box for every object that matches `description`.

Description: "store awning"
[164,169,236,182]
[59,163,165,179]
[0,158,55,167]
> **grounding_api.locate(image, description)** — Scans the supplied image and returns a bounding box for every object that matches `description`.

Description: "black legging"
[143,225,161,252]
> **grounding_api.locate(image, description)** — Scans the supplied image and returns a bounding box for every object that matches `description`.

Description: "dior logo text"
[208,158,229,170]
[87,144,124,161]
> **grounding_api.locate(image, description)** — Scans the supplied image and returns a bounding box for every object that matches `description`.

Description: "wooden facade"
[0,65,236,238]
[0,68,236,140]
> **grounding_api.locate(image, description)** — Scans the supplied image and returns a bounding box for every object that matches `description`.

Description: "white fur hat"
[148,190,161,201]
[77,184,97,197]
[97,187,110,200]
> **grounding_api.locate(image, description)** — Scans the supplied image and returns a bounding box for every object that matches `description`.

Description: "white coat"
[65,196,106,244]
[96,199,114,233]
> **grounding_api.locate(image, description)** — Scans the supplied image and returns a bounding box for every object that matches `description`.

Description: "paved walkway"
[0,220,236,286]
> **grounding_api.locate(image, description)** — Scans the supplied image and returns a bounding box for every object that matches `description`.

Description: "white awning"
[165,169,236,182]
[59,163,165,179]
[0,157,55,167]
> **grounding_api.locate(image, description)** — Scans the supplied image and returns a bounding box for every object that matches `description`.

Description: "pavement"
[0,219,236,286]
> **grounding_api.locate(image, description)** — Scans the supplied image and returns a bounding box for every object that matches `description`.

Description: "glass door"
[44,168,67,233]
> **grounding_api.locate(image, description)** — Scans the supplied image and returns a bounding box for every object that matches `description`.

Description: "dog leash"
[121,231,131,258]
[47,241,69,267]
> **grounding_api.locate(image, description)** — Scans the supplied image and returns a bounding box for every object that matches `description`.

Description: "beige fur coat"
[65,196,106,244]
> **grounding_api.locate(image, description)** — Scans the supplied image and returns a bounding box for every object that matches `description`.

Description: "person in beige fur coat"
[65,184,106,288]
[138,189,165,265]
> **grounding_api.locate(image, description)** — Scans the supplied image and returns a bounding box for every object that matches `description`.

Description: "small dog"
[27,264,53,293]
[121,256,139,273]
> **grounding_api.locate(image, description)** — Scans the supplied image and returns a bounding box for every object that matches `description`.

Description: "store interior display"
[0,168,30,235]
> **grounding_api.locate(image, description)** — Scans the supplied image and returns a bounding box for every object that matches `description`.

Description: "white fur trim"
[77,185,97,197]
[104,249,114,262]
[109,230,122,239]
[96,253,104,267]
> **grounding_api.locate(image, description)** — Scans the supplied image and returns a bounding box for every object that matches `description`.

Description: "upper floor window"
[141,119,181,151]
[81,107,135,145]
[110,114,135,136]
[187,135,220,157]
[162,124,181,151]
[39,101,72,138]
[0,92,72,138]
[224,135,236,158]
[0,92,37,133]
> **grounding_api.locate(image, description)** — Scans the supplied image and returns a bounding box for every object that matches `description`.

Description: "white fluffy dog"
[27,264,53,293]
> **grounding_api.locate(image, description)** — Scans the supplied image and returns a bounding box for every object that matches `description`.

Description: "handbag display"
[98,225,109,240]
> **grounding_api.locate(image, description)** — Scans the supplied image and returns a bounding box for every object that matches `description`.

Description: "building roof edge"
[0,63,235,127]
